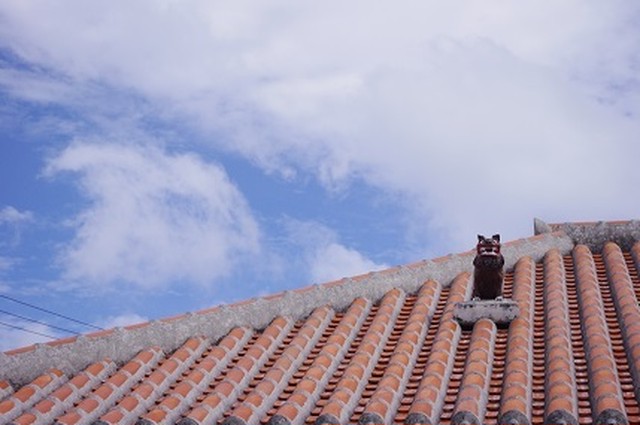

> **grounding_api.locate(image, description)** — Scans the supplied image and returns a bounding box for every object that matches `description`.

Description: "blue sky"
[1,1,639,351]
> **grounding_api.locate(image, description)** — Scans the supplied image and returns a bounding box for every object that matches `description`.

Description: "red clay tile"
[93,385,114,400]
[406,274,469,425]
[187,406,211,422]
[4,344,38,356]
[277,403,300,421]
[77,397,100,414]
[123,320,151,331]
[143,408,169,423]
[450,319,496,424]
[0,399,16,415]
[10,227,640,425]
[574,245,628,424]
[13,386,36,403]
[548,396,574,414]
[12,412,37,425]
[85,328,116,340]
[100,409,125,423]
[180,309,329,425]
[54,410,83,425]
[97,337,208,424]
[0,379,12,395]
[45,336,78,348]
[33,397,55,414]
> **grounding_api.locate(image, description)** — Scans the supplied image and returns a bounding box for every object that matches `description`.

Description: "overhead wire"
[0,320,58,340]
[0,308,80,335]
[0,294,105,331]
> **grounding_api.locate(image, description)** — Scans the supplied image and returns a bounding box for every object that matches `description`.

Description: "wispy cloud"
[0,206,33,260]
[285,219,387,283]
[0,258,15,273]
[309,242,388,283]
[96,313,148,329]
[0,314,60,352]
[0,206,33,224]
[1,1,639,255]
[45,142,260,290]
[0,205,33,241]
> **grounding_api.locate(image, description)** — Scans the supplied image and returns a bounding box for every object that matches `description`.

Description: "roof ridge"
[0,231,573,386]
[535,218,640,251]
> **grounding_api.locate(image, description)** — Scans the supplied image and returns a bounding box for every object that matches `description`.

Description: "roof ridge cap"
[535,218,640,252]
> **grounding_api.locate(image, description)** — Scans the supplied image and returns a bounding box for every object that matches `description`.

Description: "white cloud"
[46,142,260,290]
[0,315,59,352]
[0,206,33,224]
[310,242,388,283]
[96,313,148,329]
[0,206,33,249]
[1,1,640,254]
[0,257,15,273]
[285,219,388,283]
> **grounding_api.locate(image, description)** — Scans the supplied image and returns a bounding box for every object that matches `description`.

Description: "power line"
[0,308,80,336]
[0,294,105,331]
[0,320,57,340]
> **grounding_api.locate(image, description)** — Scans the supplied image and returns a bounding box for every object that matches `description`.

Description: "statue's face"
[477,235,501,256]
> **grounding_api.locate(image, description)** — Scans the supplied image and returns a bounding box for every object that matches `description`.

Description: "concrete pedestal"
[453,299,519,328]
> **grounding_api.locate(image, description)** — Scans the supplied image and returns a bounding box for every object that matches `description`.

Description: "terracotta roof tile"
[3,230,574,387]
[405,273,470,425]
[313,289,405,425]
[0,380,13,402]
[538,249,578,425]
[258,299,370,425]
[360,281,441,425]
[52,348,163,425]
[177,307,330,425]
[6,222,640,425]
[0,369,66,424]
[450,318,497,425]
[573,245,628,425]
[137,326,261,425]
[93,338,208,425]
[9,359,115,425]
[498,257,535,424]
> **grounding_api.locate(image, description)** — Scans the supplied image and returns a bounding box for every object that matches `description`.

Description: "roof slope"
[1,220,640,425]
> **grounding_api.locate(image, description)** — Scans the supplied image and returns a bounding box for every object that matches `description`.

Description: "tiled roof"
[1,219,640,425]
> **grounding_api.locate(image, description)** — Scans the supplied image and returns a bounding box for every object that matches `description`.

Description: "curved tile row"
[451,318,497,425]
[56,347,164,425]
[573,245,628,425]
[95,337,208,424]
[137,327,254,425]
[632,242,640,294]
[359,281,441,425]
[315,288,406,425]
[12,359,116,425]
[1,369,67,424]
[266,298,372,425]
[603,243,640,408]
[499,256,535,425]
[405,272,472,425]
[176,309,331,425]
[542,249,579,425]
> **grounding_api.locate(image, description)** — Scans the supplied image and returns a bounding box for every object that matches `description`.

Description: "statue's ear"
[477,234,484,242]
[492,234,501,242]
